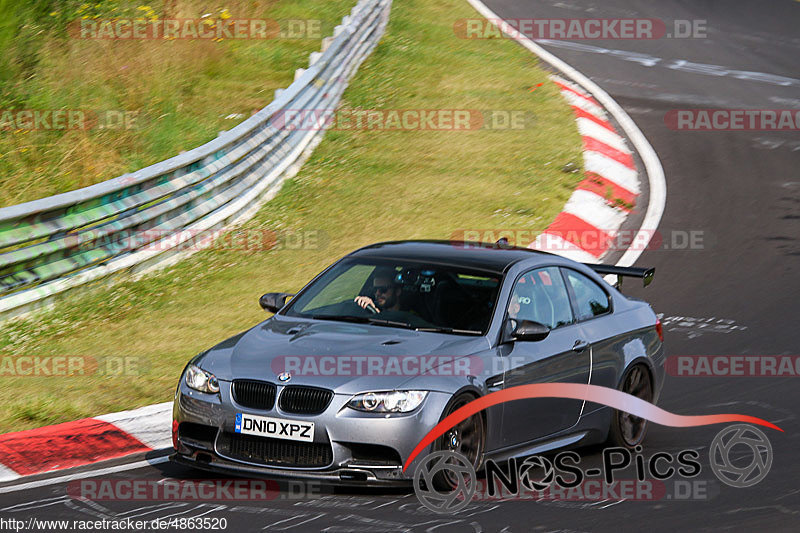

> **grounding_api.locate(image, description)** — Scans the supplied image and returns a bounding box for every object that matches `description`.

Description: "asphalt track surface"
[1,1,799,531]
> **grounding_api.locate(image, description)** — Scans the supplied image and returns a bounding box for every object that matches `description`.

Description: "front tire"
[431,392,486,490]
[607,364,653,448]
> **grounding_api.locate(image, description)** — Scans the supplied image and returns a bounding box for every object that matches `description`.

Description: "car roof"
[347,240,556,274]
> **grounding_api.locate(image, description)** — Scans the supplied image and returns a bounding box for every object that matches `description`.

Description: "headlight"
[185,364,220,393]
[347,390,428,413]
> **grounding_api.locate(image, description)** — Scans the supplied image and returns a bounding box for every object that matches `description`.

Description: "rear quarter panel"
[580,299,664,415]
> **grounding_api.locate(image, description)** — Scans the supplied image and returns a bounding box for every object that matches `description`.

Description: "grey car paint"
[172,242,664,485]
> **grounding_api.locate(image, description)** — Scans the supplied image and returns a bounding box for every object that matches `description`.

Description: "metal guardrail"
[0,0,391,321]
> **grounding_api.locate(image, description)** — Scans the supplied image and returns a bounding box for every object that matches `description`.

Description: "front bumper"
[171,451,411,487]
[172,379,451,485]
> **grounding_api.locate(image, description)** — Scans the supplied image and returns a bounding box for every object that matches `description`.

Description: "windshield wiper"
[309,314,369,323]
[309,315,415,329]
[365,317,416,329]
[308,315,478,334]
[415,326,482,335]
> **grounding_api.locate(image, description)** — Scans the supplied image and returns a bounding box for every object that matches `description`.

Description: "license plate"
[234,413,315,442]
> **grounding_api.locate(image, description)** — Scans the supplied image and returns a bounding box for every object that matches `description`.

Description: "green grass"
[0,0,583,432]
[0,0,356,206]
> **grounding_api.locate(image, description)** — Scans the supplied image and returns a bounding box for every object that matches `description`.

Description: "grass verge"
[0,0,582,432]
[0,0,356,207]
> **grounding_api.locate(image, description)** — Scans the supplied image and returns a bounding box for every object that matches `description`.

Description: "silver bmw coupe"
[172,240,664,485]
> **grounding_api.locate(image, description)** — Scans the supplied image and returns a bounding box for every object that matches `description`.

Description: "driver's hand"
[354,296,379,312]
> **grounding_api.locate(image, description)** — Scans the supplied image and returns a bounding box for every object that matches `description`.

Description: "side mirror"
[504,319,550,342]
[259,292,294,313]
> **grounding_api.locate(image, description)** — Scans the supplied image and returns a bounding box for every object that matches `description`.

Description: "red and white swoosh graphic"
[403,383,782,471]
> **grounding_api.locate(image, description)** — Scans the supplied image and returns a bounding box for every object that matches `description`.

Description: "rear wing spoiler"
[584,264,655,288]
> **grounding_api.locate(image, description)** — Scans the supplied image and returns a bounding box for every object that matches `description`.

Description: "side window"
[564,269,611,320]
[508,267,573,329]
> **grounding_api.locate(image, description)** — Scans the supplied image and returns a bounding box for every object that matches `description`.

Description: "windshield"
[282,258,503,335]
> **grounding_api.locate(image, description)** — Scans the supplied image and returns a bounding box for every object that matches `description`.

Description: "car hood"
[196,316,490,393]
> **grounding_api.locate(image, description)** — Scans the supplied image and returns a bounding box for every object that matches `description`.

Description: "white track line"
[551,74,588,96]
[0,455,170,495]
[466,0,666,268]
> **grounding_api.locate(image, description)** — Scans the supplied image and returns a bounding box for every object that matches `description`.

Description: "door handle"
[573,340,589,353]
[486,377,505,389]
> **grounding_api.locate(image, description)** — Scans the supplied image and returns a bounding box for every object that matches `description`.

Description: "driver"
[354,270,401,313]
